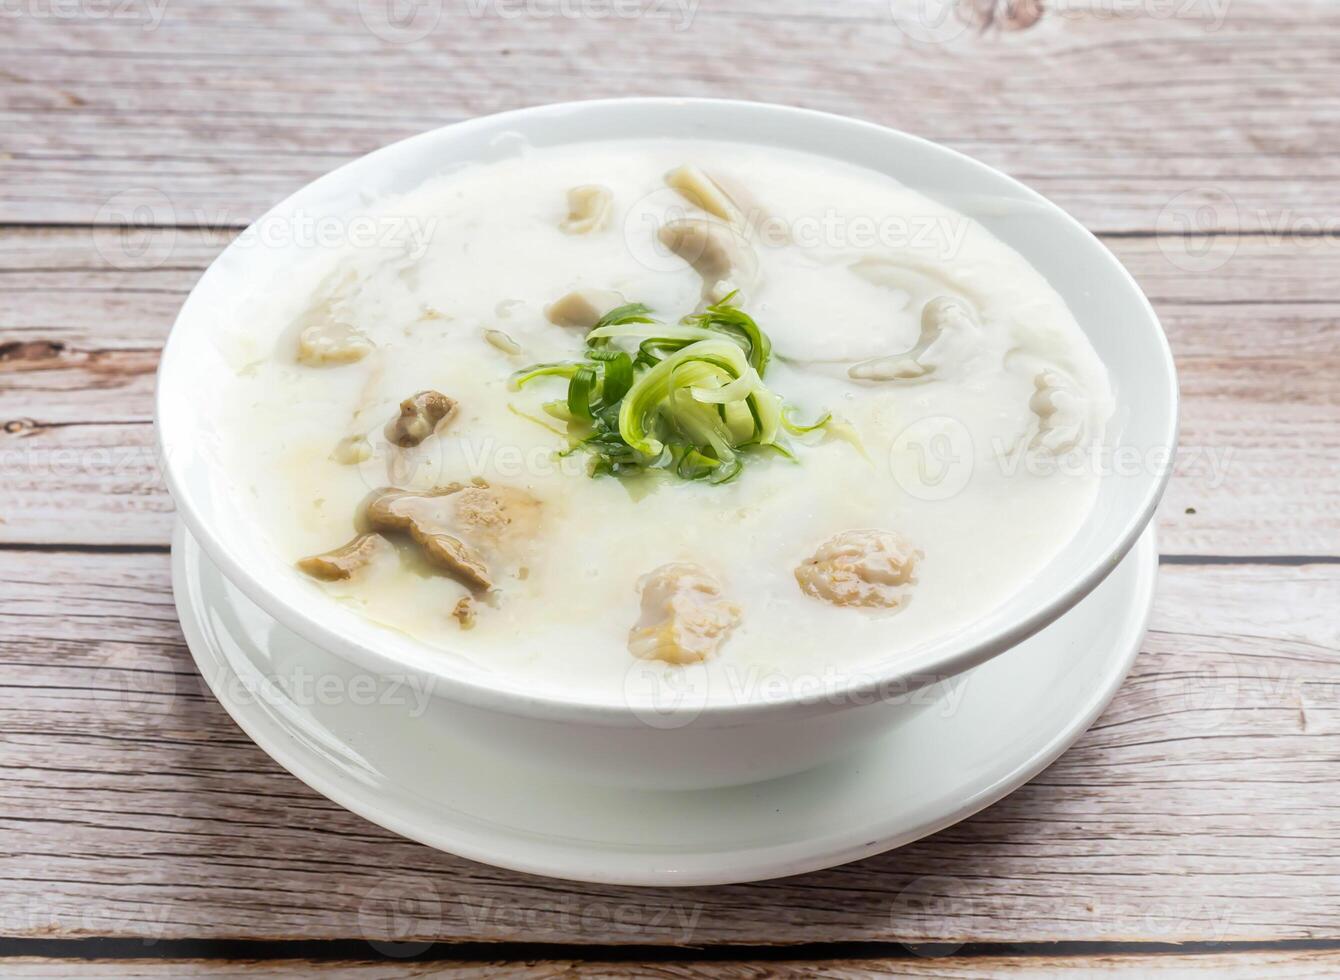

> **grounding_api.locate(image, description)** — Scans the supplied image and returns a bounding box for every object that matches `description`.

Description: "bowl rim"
[157,96,1179,727]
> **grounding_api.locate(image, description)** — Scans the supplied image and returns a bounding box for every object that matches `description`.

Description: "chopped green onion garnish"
[511,296,833,484]
[509,362,581,390]
[567,364,599,420]
[781,406,832,435]
[682,292,772,376]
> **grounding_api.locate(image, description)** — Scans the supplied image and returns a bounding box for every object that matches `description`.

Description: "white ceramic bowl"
[158,98,1178,790]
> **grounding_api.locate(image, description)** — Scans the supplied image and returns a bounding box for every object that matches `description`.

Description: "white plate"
[174,521,1157,887]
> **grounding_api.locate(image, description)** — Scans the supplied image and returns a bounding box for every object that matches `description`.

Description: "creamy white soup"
[218,138,1112,700]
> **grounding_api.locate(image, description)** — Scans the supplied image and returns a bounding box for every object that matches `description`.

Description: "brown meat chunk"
[296,532,393,581]
[452,596,477,629]
[362,482,540,592]
[384,390,457,448]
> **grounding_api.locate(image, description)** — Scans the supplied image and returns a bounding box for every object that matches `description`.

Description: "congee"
[218,139,1112,697]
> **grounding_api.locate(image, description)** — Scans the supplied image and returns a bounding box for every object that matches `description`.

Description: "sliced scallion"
[511,296,834,484]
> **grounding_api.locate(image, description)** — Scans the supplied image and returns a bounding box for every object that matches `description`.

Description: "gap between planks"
[3,943,1340,978]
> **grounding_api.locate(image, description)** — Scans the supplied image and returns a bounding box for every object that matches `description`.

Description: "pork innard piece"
[795,529,921,610]
[362,482,540,592]
[627,563,742,665]
[294,270,374,366]
[849,296,982,382]
[657,218,759,302]
[328,350,387,464]
[560,185,613,235]
[483,328,523,355]
[665,165,747,230]
[544,288,627,329]
[384,390,458,448]
[331,434,373,465]
[297,317,373,366]
[848,255,965,303]
[449,483,540,538]
[665,165,786,243]
[1029,370,1088,455]
[296,532,394,581]
[452,595,477,629]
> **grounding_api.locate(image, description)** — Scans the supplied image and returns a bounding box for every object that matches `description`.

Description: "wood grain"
[5,949,1340,977]
[3,0,1336,965]
[3,228,1338,553]
[3,0,1339,232]
[1,551,1336,944]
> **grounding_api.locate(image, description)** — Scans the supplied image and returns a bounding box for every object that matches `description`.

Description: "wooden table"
[2,0,1338,975]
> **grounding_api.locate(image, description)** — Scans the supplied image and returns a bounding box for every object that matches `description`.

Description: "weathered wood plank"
[5,949,1340,977]
[2,0,1334,961]
[3,0,1340,230]
[1,551,1336,943]
[3,228,1337,553]
[0,421,170,541]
